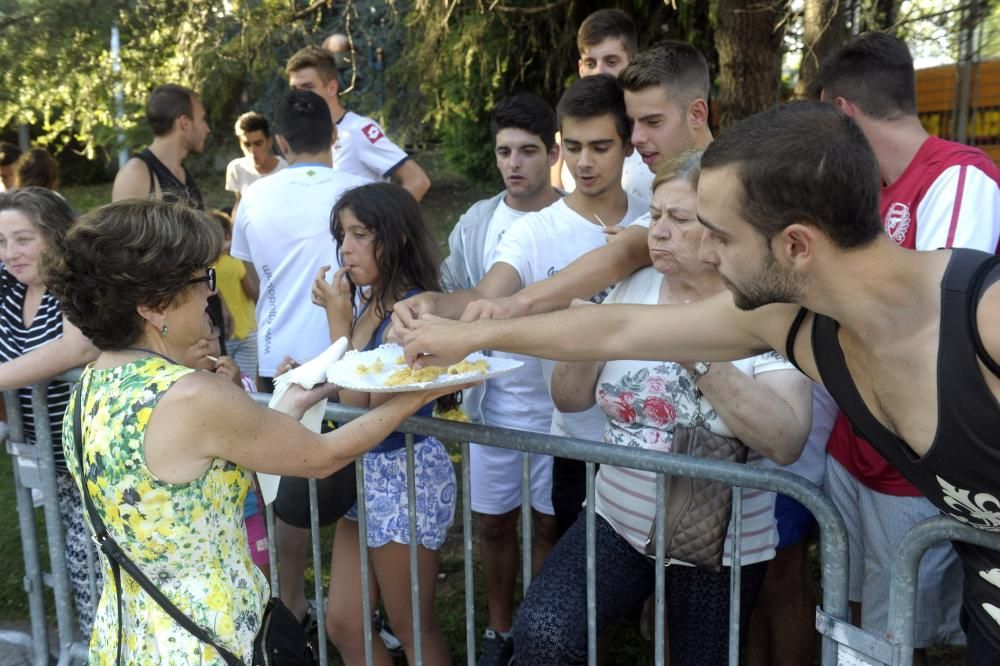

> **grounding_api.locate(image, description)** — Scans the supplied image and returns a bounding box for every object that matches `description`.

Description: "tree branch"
[489,0,568,15]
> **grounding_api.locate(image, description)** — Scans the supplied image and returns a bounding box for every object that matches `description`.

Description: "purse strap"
[689,372,706,425]
[73,379,244,666]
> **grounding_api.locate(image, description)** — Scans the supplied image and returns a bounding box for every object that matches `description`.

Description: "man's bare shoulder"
[111,157,152,201]
[977,277,1000,364]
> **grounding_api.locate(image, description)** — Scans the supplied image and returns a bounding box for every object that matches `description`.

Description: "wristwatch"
[690,361,712,379]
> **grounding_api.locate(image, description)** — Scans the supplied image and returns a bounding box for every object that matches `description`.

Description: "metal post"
[462,442,476,666]
[30,385,77,656]
[727,488,743,665]
[4,390,49,666]
[585,462,596,666]
[406,433,423,665]
[653,474,667,666]
[521,452,532,595]
[887,515,1000,666]
[308,478,327,665]
[110,25,128,168]
[954,0,980,145]
[357,458,374,666]
[265,502,279,596]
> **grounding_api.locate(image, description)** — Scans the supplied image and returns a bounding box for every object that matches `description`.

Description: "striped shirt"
[0,268,71,471]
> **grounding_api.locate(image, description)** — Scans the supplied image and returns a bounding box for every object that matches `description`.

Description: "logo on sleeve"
[362,124,384,144]
[884,202,911,245]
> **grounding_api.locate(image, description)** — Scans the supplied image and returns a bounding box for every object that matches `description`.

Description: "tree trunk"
[715,0,790,130]
[795,0,849,97]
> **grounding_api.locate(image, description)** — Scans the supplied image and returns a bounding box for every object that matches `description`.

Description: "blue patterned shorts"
[345,436,456,550]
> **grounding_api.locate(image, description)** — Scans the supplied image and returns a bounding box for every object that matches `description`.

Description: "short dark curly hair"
[40,199,223,350]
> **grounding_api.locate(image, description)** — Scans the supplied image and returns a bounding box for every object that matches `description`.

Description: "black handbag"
[72,383,317,665]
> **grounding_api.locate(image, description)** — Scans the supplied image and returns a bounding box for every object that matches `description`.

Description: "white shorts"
[824,455,965,647]
[470,443,554,516]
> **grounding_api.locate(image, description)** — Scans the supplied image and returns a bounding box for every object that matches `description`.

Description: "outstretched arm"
[0,317,98,391]
[391,262,524,328]
[146,370,473,482]
[466,225,651,320]
[693,365,813,465]
[403,291,799,369]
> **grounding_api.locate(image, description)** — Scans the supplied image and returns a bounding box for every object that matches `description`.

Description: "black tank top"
[787,248,1000,649]
[136,148,204,211]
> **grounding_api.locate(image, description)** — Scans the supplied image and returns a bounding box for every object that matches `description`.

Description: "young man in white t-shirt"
[393,75,647,665]
[552,8,653,202]
[225,111,287,219]
[433,93,563,666]
[285,46,431,202]
[230,88,367,627]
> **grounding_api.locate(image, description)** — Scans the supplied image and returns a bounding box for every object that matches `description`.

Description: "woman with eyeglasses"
[0,187,101,635]
[41,198,464,663]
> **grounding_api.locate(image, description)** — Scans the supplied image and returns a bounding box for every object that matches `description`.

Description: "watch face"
[692,361,711,377]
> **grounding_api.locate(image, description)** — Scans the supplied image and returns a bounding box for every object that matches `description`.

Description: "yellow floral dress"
[64,358,268,664]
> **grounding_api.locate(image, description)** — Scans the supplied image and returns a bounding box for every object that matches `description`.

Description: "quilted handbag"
[644,386,748,572]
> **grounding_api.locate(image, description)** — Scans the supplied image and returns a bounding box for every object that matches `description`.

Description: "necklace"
[122,347,178,364]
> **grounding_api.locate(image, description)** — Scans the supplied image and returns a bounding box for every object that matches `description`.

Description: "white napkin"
[258,337,350,504]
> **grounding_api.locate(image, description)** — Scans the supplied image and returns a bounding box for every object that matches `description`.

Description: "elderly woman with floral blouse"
[513,151,813,665]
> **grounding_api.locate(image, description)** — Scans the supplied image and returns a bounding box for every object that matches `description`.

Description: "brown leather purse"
[644,387,748,571]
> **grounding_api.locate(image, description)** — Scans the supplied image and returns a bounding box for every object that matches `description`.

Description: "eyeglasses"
[187,267,216,292]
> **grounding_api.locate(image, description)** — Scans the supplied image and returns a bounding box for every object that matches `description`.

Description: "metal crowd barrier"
[3,370,998,665]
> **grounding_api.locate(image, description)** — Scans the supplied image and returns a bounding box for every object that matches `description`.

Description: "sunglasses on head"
[187,266,217,292]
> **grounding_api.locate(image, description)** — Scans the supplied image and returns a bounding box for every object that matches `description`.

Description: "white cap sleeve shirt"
[490,193,650,442]
[332,111,409,182]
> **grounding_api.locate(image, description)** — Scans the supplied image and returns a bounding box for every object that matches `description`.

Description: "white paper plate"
[326,343,522,393]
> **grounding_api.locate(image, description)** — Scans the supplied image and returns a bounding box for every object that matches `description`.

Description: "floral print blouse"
[64,358,267,664]
[591,267,792,565]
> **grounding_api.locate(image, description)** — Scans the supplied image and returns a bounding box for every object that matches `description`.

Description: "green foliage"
[388,1,708,182]
[0,0,407,183]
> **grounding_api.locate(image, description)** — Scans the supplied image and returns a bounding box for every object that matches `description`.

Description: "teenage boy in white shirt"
[552,8,653,202]
[434,93,563,665]
[393,74,648,666]
[225,111,287,219]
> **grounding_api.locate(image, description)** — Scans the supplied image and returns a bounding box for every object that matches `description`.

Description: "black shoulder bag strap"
[73,384,244,666]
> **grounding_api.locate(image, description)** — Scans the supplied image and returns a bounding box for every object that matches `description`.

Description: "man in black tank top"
[111,84,209,206]
[399,101,1000,664]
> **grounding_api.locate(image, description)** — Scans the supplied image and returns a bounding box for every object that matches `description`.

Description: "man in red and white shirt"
[817,32,1000,662]
[285,46,431,202]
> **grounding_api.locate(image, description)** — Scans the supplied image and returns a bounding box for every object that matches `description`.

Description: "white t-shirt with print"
[592,266,794,566]
[479,197,552,434]
[230,163,368,376]
[333,111,409,182]
[225,155,288,194]
[561,150,654,202]
[492,193,650,442]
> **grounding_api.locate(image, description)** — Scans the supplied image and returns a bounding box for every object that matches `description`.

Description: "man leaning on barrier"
[401,101,1000,664]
